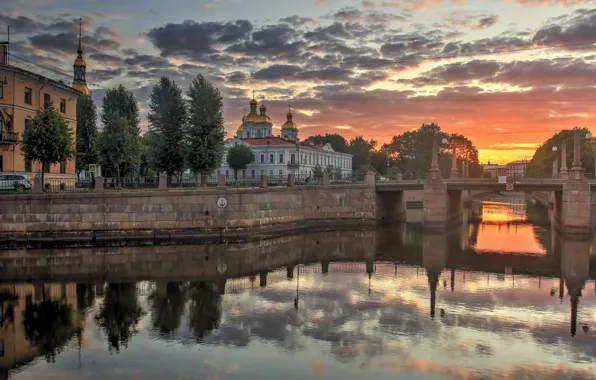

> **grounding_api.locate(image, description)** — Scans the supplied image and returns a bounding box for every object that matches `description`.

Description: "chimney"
[0,44,7,65]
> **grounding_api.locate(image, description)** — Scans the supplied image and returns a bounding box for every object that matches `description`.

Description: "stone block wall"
[0,185,376,246]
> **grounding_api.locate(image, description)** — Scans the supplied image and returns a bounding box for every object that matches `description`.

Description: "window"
[44,93,51,108]
[291,153,295,164]
[279,154,284,163]
[217,170,220,174]
[309,155,312,165]
[60,98,66,113]
[269,154,274,164]
[269,170,273,176]
[242,169,246,177]
[251,170,255,178]
[279,170,283,176]
[0,156,3,172]
[24,87,32,105]
[225,170,229,177]
[43,162,50,173]
[0,81,3,99]
[260,154,264,163]
[60,161,66,174]
[260,170,264,175]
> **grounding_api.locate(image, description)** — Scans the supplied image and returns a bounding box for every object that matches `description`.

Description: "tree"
[75,96,98,173]
[98,112,129,183]
[101,85,142,177]
[226,144,254,180]
[188,282,222,341]
[381,123,480,177]
[21,105,76,185]
[186,74,226,183]
[147,77,188,177]
[369,151,389,176]
[526,127,595,177]
[94,283,144,353]
[303,134,350,153]
[312,165,324,179]
[148,282,187,338]
[349,136,377,171]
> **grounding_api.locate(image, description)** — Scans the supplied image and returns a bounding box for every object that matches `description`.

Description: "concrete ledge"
[0,218,378,249]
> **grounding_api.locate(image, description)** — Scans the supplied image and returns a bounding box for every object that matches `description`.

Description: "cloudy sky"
[2,0,596,163]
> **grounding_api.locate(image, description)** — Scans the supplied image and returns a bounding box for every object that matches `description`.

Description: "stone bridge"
[375,132,593,237]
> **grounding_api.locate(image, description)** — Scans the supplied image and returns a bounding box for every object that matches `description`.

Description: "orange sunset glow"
[3,0,595,164]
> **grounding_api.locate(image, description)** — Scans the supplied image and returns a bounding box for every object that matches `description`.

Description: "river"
[0,194,595,379]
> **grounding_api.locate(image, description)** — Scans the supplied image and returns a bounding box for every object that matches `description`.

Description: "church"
[216,97,353,179]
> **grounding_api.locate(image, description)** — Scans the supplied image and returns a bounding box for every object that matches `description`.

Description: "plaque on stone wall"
[217,197,228,208]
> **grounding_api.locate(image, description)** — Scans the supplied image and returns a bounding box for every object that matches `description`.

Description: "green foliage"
[526,127,595,177]
[147,77,188,176]
[100,85,142,177]
[349,136,377,170]
[226,144,255,179]
[333,166,342,180]
[98,112,130,180]
[138,134,156,177]
[188,282,221,341]
[148,282,187,336]
[186,74,226,176]
[23,299,75,363]
[94,283,145,353]
[369,151,388,175]
[75,96,98,172]
[21,105,76,184]
[381,123,480,177]
[312,165,324,179]
[303,133,350,153]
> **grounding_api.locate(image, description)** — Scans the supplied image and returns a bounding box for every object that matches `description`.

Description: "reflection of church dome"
[244,113,272,123]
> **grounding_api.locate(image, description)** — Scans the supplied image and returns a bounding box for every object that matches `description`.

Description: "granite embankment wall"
[0,185,376,247]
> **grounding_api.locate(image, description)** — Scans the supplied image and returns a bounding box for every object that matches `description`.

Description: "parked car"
[0,174,32,191]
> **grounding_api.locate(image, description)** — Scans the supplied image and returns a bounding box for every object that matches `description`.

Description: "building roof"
[506,160,529,166]
[0,65,82,96]
[241,137,295,146]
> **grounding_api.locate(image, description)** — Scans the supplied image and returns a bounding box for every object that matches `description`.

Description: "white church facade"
[216,97,352,179]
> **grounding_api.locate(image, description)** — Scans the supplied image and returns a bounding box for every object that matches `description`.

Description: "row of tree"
[76,74,226,182]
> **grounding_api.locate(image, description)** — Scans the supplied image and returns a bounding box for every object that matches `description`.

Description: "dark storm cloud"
[29,31,120,55]
[227,71,247,82]
[87,68,122,82]
[146,19,253,59]
[124,54,173,69]
[532,8,596,46]
[279,16,318,26]
[0,13,41,34]
[89,52,123,64]
[330,7,407,23]
[227,23,304,58]
[252,64,302,80]
[121,48,139,56]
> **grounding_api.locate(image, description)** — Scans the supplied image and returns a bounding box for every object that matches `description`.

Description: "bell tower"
[72,18,90,96]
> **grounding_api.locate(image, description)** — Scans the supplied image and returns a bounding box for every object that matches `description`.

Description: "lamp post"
[444,138,459,179]
[552,146,558,178]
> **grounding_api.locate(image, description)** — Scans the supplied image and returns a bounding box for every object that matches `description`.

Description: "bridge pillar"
[259,271,268,288]
[558,178,591,237]
[216,278,227,295]
[321,261,329,274]
[561,238,589,336]
[286,265,294,279]
[423,232,447,319]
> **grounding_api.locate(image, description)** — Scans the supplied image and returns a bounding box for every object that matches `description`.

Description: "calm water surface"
[1,195,596,379]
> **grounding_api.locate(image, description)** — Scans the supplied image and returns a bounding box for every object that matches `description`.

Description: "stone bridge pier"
[422,232,447,319]
[422,138,463,230]
[552,132,591,237]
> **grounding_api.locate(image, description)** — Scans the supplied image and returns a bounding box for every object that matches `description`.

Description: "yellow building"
[0,19,88,178]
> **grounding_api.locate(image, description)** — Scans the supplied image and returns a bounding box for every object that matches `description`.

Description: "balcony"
[287,161,299,169]
[0,131,18,144]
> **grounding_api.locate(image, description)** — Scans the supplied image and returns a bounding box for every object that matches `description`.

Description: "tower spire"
[77,17,83,55]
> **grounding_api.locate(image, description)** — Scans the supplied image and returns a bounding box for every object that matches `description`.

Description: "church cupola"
[259,103,267,116]
[281,105,299,142]
[72,18,90,96]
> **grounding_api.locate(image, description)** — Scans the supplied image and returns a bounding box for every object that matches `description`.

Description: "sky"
[1,0,596,163]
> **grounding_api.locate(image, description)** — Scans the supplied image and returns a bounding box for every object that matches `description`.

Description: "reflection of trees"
[0,291,18,328]
[22,297,75,362]
[148,282,187,337]
[94,283,144,353]
[76,284,96,313]
[188,282,221,341]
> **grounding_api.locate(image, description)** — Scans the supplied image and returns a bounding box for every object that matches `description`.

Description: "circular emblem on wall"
[217,197,228,208]
[217,262,227,274]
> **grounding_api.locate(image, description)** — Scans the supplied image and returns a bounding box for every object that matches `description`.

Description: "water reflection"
[0,198,595,379]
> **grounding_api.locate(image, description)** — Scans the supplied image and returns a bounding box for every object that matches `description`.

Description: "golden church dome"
[74,56,86,67]
[237,123,244,134]
[244,113,272,123]
[250,98,258,106]
[281,121,297,130]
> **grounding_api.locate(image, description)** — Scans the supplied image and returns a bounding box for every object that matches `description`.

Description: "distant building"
[506,160,529,178]
[0,19,87,177]
[216,98,352,178]
[483,164,507,178]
